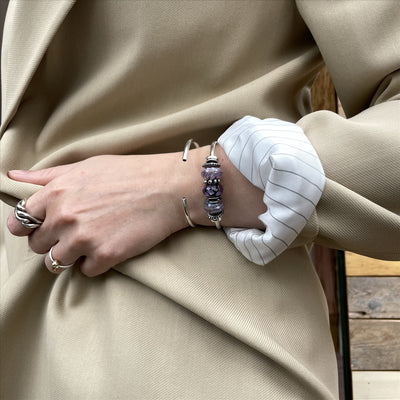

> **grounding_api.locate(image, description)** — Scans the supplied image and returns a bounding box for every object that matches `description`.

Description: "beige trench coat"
[1,1,399,399]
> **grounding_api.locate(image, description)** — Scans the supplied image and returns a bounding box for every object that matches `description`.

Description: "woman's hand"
[7,153,200,276]
[7,147,266,277]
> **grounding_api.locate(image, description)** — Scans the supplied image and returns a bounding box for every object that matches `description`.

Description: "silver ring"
[49,246,74,272]
[14,199,44,229]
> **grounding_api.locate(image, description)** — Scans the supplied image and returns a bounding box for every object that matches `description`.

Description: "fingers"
[8,164,74,186]
[79,242,125,277]
[79,257,111,277]
[7,174,70,238]
[41,233,115,277]
[7,163,76,235]
[44,243,78,275]
[7,198,45,237]
[28,221,57,254]
[43,244,112,277]
[7,156,149,278]
[7,166,73,235]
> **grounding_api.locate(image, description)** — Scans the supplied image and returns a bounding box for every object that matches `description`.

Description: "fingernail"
[8,170,28,177]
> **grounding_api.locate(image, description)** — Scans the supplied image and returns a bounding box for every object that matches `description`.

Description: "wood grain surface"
[352,371,400,400]
[346,252,400,276]
[310,66,336,112]
[349,319,400,370]
[347,277,400,319]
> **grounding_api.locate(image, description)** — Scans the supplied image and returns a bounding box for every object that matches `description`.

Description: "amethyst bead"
[201,150,224,225]
[201,167,222,180]
[204,199,224,215]
[203,184,223,197]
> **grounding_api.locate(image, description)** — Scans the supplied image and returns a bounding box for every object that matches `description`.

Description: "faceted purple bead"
[203,184,223,197]
[204,200,224,215]
[201,167,222,180]
[203,186,214,196]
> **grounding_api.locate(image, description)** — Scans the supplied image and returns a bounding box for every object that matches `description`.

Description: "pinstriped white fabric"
[218,116,326,265]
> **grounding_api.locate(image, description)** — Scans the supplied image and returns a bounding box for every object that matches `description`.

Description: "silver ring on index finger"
[14,199,44,229]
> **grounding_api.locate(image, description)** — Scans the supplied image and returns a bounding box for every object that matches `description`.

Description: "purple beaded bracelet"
[202,141,223,229]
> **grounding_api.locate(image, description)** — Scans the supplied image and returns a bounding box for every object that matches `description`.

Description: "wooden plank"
[349,319,400,370]
[346,252,400,276]
[347,277,400,319]
[352,371,400,400]
[311,66,336,112]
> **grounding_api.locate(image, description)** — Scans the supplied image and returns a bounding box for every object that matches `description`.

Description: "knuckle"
[80,245,122,277]
[81,268,98,278]
[56,205,78,225]
[7,214,27,236]
[46,183,65,201]
[28,235,43,254]
[80,262,107,278]
[6,215,17,234]
[96,245,123,266]
[73,229,91,248]
[95,247,113,264]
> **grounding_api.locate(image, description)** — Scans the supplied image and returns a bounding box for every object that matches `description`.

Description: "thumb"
[8,164,74,185]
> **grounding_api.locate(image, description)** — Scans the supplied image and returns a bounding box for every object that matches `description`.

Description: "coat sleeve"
[294,0,400,260]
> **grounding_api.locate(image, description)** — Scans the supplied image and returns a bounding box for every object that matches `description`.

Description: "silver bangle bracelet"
[181,139,199,228]
[182,138,199,162]
[182,197,196,228]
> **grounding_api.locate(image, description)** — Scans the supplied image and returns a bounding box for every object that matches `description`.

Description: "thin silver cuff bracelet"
[181,138,199,228]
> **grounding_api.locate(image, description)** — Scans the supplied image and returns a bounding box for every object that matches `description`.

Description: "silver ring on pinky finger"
[49,246,74,272]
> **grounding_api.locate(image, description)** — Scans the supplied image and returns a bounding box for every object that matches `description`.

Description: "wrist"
[175,142,267,231]
[177,146,214,227]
